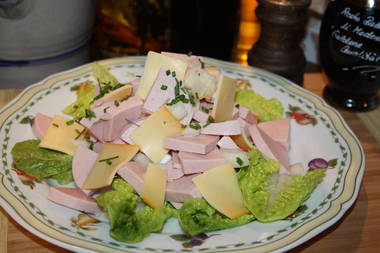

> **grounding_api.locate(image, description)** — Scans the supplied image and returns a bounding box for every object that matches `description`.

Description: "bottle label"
[325,1,380,78]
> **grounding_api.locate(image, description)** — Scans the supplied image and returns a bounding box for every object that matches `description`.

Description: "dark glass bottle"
[319,0,380,111]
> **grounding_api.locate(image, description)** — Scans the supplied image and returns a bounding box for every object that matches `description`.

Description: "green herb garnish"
[201,107,210,113]
[74,128,86,140]
[161,85,168,90]
[236,157,243,166]
[189,123,201,130]
[85,109,96,119]
[66,120,75,126]
[99,156,119,165]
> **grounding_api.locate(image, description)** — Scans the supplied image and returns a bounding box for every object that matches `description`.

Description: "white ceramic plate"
[0,56,364,253]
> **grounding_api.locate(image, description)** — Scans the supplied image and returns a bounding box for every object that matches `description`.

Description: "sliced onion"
[181,127,200,137]
[220,148,249,168]
[167,102,187,120]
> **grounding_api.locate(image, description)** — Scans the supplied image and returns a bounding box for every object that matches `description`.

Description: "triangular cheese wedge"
[141,163,167,208]
[136,51,188,100]
[131,106,182,163]
[211,75,237,122]
[93,84,133,106]
[192,163,249,219]
[83,143,139,189]
[40,115,85,155]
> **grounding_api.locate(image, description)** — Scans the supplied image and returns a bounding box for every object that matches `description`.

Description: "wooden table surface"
[0,73,379,253]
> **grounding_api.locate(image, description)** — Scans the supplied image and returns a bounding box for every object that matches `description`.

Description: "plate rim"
[0,56,365,253]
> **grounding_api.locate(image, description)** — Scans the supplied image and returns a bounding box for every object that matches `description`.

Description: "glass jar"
[319,0,380,111]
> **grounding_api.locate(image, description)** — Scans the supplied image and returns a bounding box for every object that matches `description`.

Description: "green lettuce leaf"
[235,89,284,122]
[11,140,73,184]
[96,178,176,243]
[237,149,325,222]
[49,170,74,185]
[92,62,120,87]
[178,198,255,236]
[62,82,94,120]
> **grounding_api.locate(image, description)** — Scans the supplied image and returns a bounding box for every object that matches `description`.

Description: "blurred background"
[0,0,328,88]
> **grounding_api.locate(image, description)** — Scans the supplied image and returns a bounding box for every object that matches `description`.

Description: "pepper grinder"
[248,0,311,85]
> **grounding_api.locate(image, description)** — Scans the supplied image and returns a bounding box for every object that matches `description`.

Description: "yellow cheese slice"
[83,143,139,189]
[141,163,167,208]
[211,75,237,122]
[192,163,249,219]
[131,106,182,163]
[40,115,85,155]
[94,84,133,106]
[136,51,188,100]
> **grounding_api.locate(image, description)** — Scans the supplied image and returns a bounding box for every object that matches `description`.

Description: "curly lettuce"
[237,149,325,222]
[96,178,177,243]
[178,198,254,236]
[235,89,284,122]
[62,82,94,120]
[92,62,120,87]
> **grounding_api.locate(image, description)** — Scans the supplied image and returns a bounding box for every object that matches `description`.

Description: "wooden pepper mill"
[248,0,311,85]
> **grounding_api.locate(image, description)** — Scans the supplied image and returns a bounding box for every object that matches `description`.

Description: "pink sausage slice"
[248,124,289,174]
[164,134,219,154]
[178,148,226,174]
[72,145,98,195]
[48,187,101,213]
[165,174,202,203]
[32,113,52,140]
[102,96,143,141]
[217,136,240,150]
[239,106,258,124]
[200,120,241,136]
[143,67,177,114]
[117,161,147,195]
[257,118,290,151]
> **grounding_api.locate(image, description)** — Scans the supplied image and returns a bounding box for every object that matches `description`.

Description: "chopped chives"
[201,107,210,113]
[85,109,96,119]
[99,156,119,165]
[236,157,244,166]
[74,128,86,140]
[66,120,75,126]
[189,123,201,130]
[52,123,59,128]
[160,85,168,90]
